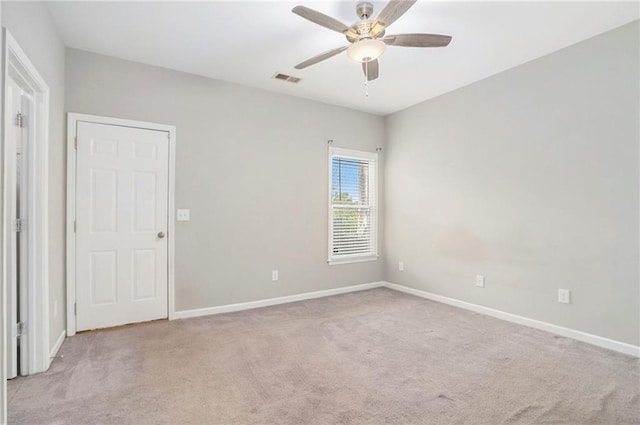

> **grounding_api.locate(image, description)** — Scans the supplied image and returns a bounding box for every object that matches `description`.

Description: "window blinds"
[329,149,377,262]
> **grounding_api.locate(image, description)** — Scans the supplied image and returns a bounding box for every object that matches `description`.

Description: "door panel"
[133,249,156,300]
[76,122,169,331]
[90,250,117,305]
[90,169,118,232]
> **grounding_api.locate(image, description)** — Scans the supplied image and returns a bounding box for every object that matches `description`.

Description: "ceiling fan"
[292,0,452,81]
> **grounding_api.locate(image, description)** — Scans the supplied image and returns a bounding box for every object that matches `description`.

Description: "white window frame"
[328,147,378,265]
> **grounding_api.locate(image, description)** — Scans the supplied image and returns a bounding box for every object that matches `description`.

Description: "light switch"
[558,289,571,304]
[177,209,190,221]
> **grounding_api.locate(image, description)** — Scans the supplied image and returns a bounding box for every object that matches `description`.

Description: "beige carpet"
[7,288,640,424]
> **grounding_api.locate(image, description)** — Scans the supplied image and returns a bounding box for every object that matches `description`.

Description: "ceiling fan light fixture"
[347,39,386,63]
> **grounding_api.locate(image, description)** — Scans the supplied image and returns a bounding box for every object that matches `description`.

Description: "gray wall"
[65,49,385,311]
[384,21,639,345]
[2,2,67,352]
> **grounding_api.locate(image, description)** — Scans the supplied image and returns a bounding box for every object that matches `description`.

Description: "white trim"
[328,255,379,265]
[167,125,176,320]
[174,281,385,320]
[65,114,75,336]
[329,147,378,161]
[0,21,6,425]
[3,29,50,375]
[383,281,640,358]
[66,113,176,336]
[48,330,65,366]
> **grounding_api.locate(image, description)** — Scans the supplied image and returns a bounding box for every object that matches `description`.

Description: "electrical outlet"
[272,270,279,281]
[558,289,571,304]
[398,261,404,271]
[176,209,190,221]
[475,275,485,288]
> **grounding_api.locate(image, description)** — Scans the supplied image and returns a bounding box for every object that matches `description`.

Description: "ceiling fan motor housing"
[347,3,385,43]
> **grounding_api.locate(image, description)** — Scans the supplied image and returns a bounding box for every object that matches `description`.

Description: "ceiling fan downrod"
[356,2,374,20]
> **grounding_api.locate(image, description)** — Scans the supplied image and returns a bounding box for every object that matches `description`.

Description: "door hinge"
[74,136,78,150]
[15,321,25,338]
[74,220,77,233]
[16,112,24,128]
[14,218,23,233]
[74,303,77,316]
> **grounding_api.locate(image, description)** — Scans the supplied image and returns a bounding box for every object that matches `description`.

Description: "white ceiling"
[47,1,639,115]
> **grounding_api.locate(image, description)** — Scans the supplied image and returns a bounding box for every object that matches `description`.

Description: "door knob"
[157,231,165,239]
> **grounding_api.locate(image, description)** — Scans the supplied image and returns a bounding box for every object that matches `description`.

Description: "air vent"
[273,73,302,84]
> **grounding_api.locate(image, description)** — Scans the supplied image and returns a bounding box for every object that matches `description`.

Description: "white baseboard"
[173,281,385,320]
[383,281,640,358]
[49,330,66,365]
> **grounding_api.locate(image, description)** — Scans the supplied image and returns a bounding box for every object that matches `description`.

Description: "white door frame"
[66,113,176,336]
[1,22,5,425]
[2,29,50,376]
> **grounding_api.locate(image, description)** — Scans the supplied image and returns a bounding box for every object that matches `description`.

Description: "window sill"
[327,255,379,266]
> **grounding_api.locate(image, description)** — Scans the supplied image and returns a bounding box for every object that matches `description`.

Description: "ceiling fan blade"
[383,33,452,47]
[362,59,379,81]
[292,5,350,34]
[294,45,349,69]
[374,0,417,28]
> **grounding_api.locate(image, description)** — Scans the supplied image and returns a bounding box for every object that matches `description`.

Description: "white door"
[75,122,169,331]
[4,75,25,379]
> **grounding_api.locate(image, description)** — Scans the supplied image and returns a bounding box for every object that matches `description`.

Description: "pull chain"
[364,61,369,98]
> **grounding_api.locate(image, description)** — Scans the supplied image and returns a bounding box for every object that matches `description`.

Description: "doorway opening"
[2,29,51,384]
[5,73,32,379]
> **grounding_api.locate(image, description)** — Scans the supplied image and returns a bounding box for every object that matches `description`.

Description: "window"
[328,147,378,264]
